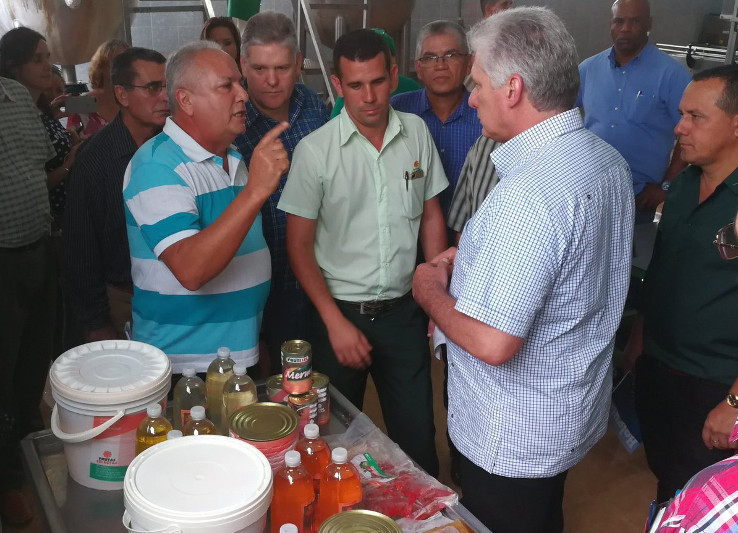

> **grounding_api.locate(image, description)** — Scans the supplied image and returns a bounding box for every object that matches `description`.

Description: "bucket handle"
[122,511,180,533]
[51,404,126,443]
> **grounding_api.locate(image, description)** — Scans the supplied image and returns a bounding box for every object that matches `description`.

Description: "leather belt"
[335,292,412,316]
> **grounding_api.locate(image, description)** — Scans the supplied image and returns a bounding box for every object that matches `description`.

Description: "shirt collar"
[421,89,473,122]
[109,114,140,159]
[721,166,738,195]
[0,77,18,103]
[246,83,305,128]
[491,108,584,179]
[338,105,405,147]
[163,116,241,164]
[608,42,653,67]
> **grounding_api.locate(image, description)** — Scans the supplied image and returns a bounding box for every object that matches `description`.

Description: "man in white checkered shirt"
[413,7,635,533]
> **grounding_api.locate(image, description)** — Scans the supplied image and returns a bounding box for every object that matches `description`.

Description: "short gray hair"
[241,11,298,59]
[415,20,469,60]
[166,40,222,112]
[469,6,579,112]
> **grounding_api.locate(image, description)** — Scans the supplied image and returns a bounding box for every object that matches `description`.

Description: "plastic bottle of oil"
[271,451,315,533]
[183,405,217,436]
[295,423,331,494]
[172,367,207,431]
[206,347,235,434]
[222,364,258,427]
[315,447,362,528]
[135,403,172,455]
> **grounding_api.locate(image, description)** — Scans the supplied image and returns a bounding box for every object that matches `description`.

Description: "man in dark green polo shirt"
[623,64,738,503]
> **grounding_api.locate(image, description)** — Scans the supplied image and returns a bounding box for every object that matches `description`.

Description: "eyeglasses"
[122,82,167,96]
[416,52,469,67]
[713,222,738,260]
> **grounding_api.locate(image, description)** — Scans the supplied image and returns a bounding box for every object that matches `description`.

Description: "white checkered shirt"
[447,109,634,477]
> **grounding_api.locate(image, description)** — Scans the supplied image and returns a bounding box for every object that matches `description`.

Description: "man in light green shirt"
[279,29,447,476]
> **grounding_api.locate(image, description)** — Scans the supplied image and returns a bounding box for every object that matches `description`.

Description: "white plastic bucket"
[50,340,171,490]
[123,436,273,533]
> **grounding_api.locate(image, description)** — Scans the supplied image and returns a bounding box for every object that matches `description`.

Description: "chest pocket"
[626,92,659,125]
[400,166,425,219]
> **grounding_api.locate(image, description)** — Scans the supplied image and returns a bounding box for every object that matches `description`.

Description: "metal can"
[312,372,330,425]
[287,390,318,433]
[318,510,402,533]
[266,374,288,403]
[229,402,299,472]
[281,340,313,394]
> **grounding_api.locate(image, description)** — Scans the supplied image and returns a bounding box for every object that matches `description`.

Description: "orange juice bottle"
[314,447,362,528]
[271,451,315,533]
[295,423,331,494]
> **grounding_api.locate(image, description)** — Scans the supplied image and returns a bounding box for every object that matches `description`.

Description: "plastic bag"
[325,413,458,521]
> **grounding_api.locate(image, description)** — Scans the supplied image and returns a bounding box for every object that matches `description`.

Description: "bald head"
[166,40,225,113]
[610,0,652,63]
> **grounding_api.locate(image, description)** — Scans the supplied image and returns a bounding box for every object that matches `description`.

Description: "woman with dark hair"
[0,26,82,227]
[67,38,129,135]
[201,16,242,71]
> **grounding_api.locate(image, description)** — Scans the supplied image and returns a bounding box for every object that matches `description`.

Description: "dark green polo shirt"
[642,165,738,385]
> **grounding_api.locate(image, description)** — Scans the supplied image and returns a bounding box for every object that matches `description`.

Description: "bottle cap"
[217,347,231,359]
[182,367,196,377]
[146,403,162,418]
[304,423,319,439]
[279,525,298,533]
[190,406,205,420]
[233,363,247,376]
[167,430,183,440]
[332,447,347,464]
[284,450,301,467]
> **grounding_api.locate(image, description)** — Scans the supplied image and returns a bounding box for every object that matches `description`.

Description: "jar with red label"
[281,340,313,394]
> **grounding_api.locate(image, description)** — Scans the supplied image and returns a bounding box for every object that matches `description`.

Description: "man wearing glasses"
[123,41,289,375]
[392,21,481,220]
[624,65,738,504]
[64,47,169,343]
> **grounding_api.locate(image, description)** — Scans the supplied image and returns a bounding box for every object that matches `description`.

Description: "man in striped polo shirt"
[123,41,289,374]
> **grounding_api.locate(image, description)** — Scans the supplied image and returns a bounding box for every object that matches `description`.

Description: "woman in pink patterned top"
[67,39,129,136]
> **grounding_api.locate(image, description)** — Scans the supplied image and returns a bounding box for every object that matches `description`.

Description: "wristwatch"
[661,181,671,191]
[726,392,738,408]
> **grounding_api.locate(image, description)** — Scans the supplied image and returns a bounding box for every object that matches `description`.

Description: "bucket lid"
[124,436,272,532]
[50,340,171,407]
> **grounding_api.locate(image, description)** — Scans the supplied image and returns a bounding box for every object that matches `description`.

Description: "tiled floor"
[6,356,657,533]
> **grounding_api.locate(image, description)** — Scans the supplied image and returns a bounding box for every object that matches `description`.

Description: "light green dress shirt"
[278,107,448,301]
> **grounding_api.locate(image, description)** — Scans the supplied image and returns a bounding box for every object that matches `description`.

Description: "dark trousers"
[0,237,57,490]
[635,355,733,503]
[262,286,309,376]
[307,297,439,477]
[459,454,568,533]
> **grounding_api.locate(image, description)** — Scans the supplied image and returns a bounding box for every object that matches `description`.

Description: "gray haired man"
[412,7,634,532]
[234,11,329,374]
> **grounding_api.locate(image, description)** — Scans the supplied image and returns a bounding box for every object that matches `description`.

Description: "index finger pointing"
[261,121,289,143]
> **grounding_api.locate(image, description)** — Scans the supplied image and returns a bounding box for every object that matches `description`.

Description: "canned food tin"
[281,340,313,394]
[266,374,288,403]
[312,372,330,425]
[318,510,402,533]
[229,402,298,443]
[287,390,318,433]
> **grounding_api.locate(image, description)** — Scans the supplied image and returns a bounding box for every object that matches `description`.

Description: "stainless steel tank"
[0,0,126,65]
[310,0,415,49]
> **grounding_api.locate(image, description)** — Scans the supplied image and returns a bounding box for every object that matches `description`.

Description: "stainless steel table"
[22,385,490,533]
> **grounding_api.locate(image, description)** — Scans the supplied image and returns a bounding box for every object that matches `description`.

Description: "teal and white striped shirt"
[123,118,270,373]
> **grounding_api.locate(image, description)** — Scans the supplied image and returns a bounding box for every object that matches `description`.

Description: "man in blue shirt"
[234,12,329,373]
[413,7,634,533]
[392,20,481,218]
[578,0,690,222]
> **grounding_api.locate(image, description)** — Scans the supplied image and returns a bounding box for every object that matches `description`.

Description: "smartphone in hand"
[64,95,98,114]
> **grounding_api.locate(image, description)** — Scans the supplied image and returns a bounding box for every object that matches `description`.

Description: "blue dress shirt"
[578,43,691,195]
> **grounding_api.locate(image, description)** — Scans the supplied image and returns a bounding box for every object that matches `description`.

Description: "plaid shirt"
[234,83,329,291]
[656,455,738,532]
